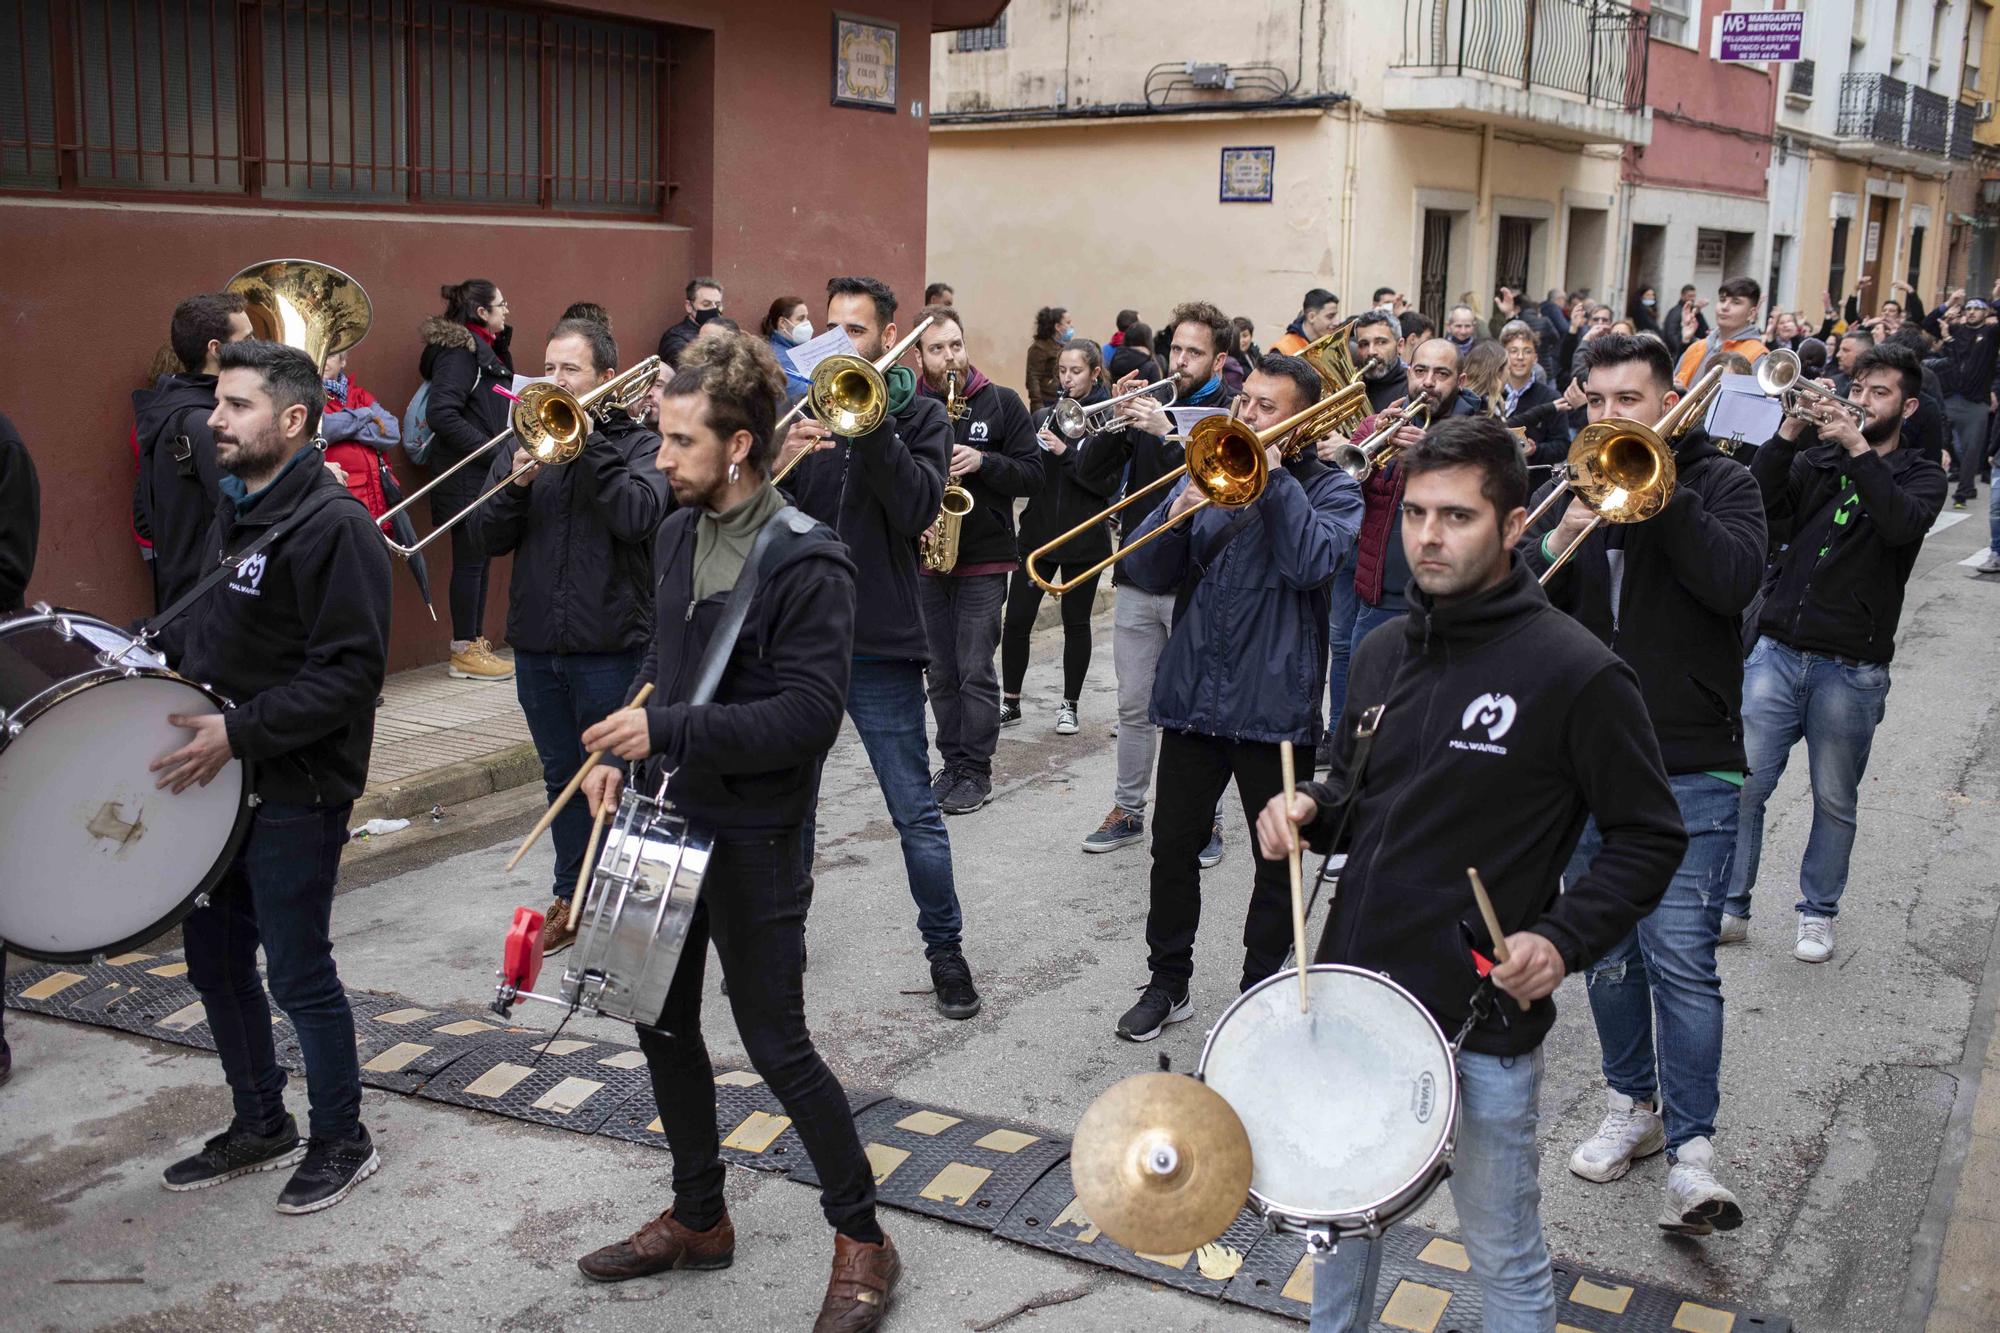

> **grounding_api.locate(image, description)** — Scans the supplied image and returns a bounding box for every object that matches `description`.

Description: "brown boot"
[811,1230,900,1332]
[540,897,577,954]
[576,1207,734,1283]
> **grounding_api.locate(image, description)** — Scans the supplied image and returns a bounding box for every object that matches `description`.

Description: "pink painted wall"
[1625,0,1776,196]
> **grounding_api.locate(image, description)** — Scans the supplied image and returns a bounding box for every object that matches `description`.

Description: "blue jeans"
[1325,550,1358,733]
[1728,636,1889,921]
[1989,462,2000,552]
[515,648,644,901]
[183,801,362,1142]
[808,659,963,958]
[1573,773,1734,1150]
[1312,1049,1554,1332]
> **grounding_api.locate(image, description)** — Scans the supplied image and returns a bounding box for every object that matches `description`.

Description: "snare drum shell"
[564,792,711,1025]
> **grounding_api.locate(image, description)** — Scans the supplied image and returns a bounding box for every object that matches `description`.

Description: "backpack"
[402,380,436,465]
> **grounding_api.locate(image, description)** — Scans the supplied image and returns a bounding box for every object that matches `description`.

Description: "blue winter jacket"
[1121,456,1362,745]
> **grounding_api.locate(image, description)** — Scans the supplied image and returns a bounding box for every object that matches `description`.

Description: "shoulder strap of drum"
[1302,703,1386,926]
[684,505,812,708]
[141,483,340,643]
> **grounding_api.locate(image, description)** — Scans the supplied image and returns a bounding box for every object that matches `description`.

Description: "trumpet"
[1328,392,1434,483]
[944,369,969,421]
[378,358,664,556]
[919,483,976,574]
[770,316,935,485]
[1754,348,1866,427]
[1051,375,1178,440]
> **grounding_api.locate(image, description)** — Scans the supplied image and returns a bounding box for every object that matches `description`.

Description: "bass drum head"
[0,675,247,961]
[1199,966,1454,1226]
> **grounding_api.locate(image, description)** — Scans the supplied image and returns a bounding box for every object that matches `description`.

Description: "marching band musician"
[1259,417,1685,1331]
[576,333,901,1331]
[773,276,982,1020]
[150,340,393,1214]
[913,306,1042,816]
[1524,334,1766,1237]
[1111,352,1361,1042]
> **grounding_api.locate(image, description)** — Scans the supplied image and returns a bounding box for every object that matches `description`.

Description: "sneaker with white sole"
[276,1127,381,1214]
[1976,549,2000,575]
[1795,914,1835,963]
[998,700,1023,727]
[1115,984,1192,1042]
[448,637,514,681]
[162,1115,305,1191]
[1659,1136,1743,1235]
[1718,913,1748,945]
[1197,821,1224,870]
[1082,807,1145,853]
[1568,1089,1666,1182]
[1055,701,1079,735]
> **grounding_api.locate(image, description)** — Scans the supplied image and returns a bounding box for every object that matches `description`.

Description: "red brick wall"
[1626,0,1777,197]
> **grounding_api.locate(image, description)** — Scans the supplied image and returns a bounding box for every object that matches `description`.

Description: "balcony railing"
[1396,0,1648,113]
[1948,100,1977,161]
[1838,72,1970,162]
[1907,86,1951,154]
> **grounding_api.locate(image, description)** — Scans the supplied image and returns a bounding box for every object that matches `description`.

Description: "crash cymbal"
[1071,1072,1252,1254]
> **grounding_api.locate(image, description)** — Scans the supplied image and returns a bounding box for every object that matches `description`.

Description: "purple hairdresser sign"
[1711,10,1804,63]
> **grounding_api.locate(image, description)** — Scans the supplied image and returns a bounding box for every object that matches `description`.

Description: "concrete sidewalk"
[353,656,539,825]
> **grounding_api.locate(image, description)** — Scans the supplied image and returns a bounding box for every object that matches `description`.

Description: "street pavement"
[5,509,1999,1332]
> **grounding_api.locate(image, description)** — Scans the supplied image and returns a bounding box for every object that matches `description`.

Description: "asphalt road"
[5,508,1998,1332]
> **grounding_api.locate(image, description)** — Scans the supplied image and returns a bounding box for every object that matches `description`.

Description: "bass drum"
[0,608,251,962]
[562,786,710,1025]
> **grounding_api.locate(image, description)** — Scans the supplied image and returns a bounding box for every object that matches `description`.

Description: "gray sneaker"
[1198,821,1224,870]
[1569,1089,1665,1183]
[1718,913,1749,945]
[1977,548,2000,574]
[1795,914,1835,963]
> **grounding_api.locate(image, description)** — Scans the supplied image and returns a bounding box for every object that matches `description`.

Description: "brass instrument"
[1526,365,1725,583]
[1290,355,1384,453]
[1024,388,1358,596]
[1051,375,1178,440]
[226,258,372,372]
[919,483,976,574]
[1296,317,1365,388]
[377,357,666,556]
[1328,393,1434,483]
[943,369,969,421]
[1754,348,1866,427]
[770,315,936,484]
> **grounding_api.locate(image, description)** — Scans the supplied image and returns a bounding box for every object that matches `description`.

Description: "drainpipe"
[1612,178,1633,317]
[1340,100,1360,299]
[1473,124,1494,303]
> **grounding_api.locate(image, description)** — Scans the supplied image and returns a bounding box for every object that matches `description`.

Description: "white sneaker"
[1660,1136,1744,1236]
[1718,913,1749,945]
[1055,702,1079,735]
[1976,548,2000,574]
[1568,1090,1666,1183]
[1795,915,1835,963]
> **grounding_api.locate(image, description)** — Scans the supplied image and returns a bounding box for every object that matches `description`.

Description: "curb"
[352,741,543,825]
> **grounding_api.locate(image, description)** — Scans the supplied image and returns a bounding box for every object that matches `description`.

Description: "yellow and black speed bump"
[598,1068,893,1175]
[325,993,524,1094]
[416,1032,658,1134]
[790,1095,1072,1233]
[4,951,217,1052]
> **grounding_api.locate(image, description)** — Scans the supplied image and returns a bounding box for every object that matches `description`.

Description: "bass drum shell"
[1197,965,1457,1236]
[0,610,250,962]
[563,791,710,1025]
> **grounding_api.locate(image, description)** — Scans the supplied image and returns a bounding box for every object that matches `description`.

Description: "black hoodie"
[169,456,392,807]
[778,391,949,661]
[471,409,670,654]
[1021,388,1121,566]
[0,412,38,611]
[918,376,1042,569]
[1523,428,1768,774]
[1364,360,1410,412]
[132,372,224,610]
[638,505,857,838]
[1749,425,1948,664]
[1301,558,1685,1057]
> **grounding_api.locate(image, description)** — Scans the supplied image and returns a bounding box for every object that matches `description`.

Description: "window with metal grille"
[950,9,1005,53]
[1648,0,1692,45]
[1495,216,1535,296]
[1828,216,1852,300]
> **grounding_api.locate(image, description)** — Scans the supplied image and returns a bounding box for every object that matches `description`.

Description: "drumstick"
[1280,741,1308,1014]
[505,682,653,872]
[572,800,611,913]
[1466,867,1528,1011]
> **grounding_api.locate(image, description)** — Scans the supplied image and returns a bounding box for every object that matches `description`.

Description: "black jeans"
[183,801,362,1141]
[431,472,490,641]
[919,571,1008,777]
[636,830,878,1240]
[1001,563,1104,702]
[1145,729,1294,994]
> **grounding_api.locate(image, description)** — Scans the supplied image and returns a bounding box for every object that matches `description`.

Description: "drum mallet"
[1466,867,1528,1012]
[1280,740,1309,1014]
[505,682,653,872]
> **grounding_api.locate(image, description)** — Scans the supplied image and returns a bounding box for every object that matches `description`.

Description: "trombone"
[770,315,936,484]
[1754,347,1866,427]
[1024,386,1359,597]
[1328,391,1433,483]
[1050,375,1179,440]
[377,357,665,556]
[1526,365,1725,583]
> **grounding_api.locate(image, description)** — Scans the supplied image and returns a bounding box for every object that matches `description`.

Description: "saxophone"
[921,373,976,573]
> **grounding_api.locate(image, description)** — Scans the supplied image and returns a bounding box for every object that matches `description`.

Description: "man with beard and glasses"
[774,275,981,1019]
[1727,343,1946,965]
[1258,416,1683,1332]
[149,340,392,1215]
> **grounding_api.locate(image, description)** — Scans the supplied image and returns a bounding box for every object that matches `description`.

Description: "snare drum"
[556,786,710,1024]
[1197,965,1457,1241]
[0,607,251,962]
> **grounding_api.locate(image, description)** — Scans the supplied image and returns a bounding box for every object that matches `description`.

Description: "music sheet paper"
[786,327,860,378]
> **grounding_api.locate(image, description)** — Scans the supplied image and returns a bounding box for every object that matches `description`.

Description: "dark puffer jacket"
[417,316,514,471]
[132,372,224,610]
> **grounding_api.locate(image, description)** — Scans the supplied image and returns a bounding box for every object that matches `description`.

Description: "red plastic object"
[503,906,546,995]
[1468,947,1495,979]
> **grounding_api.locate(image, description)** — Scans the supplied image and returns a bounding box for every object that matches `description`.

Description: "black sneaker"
[940,770,991,815]
[1198,821,1225,870]
[1116,984,1192,1042]
[275,1127,381,1214]
[998,700,1023,727]
[162,1115,304,1191]
[1082,806,1145,853]
[929,765,959,805]
[930,951,982,1019]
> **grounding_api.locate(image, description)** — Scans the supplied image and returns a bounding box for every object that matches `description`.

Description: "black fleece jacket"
[170,457,392,806]
[1301,559,1685,1056]
[133,373,224,610]
[471,409,670,654]
[1021,390,1121,566]
[1750,426,1948,664]
[1523,428,1768,773]
[639,506,856,838]
[778,392,949,661]
[919,377,1042,569]
[417,318,513,470]
[0,412,38,611]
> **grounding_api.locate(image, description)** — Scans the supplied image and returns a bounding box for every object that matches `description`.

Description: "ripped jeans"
[1567,773,1736,1150]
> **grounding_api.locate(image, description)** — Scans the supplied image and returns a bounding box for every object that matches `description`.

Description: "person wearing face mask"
[1628,286,1665,341]
[658,277,724,369]
[759,295,814,396]
[1026,306,1073,410]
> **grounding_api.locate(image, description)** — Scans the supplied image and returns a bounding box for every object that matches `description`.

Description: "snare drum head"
[0,675,246,959]
[1199,966,1454,1224]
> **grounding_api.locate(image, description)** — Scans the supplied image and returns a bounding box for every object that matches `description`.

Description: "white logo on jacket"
[1450,692,1517,755]
[228,552,268,598]
[969,420,989,442]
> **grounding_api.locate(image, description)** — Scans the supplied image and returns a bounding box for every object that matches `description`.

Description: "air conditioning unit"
[1185,62,1235,90]
[1979,100,1996,123]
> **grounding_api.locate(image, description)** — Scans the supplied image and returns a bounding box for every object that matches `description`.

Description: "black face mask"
[693,306,722,327]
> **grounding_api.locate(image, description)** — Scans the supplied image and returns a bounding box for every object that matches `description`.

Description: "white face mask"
[787,320,814,345]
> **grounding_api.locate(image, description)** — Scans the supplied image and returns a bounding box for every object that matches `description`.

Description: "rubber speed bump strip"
[3,956,216,1051]
[597,1068,892,1175]
[788,1095,1070,1233]
[417,1033,655,1134]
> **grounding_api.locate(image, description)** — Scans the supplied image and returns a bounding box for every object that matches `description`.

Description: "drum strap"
[142,484,341,644]
[1302,703,1385,928]
[685,505,814,708]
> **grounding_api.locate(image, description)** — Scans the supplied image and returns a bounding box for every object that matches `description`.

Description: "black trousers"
[1000,562,1104,702]
[1145,729,1295,993]
[429,470,490,641]
[635,830,878,1240]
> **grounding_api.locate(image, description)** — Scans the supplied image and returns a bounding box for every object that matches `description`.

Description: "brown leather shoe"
[576,1208,734,1283]
[811,1230,901,1332]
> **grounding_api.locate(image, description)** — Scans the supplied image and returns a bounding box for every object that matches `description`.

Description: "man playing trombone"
[1522,333,1766,1237]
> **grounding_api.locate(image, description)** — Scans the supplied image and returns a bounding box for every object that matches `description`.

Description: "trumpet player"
[1521,334,1766,1236]
[773,276,981,1020]
[914,306,1041,816]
